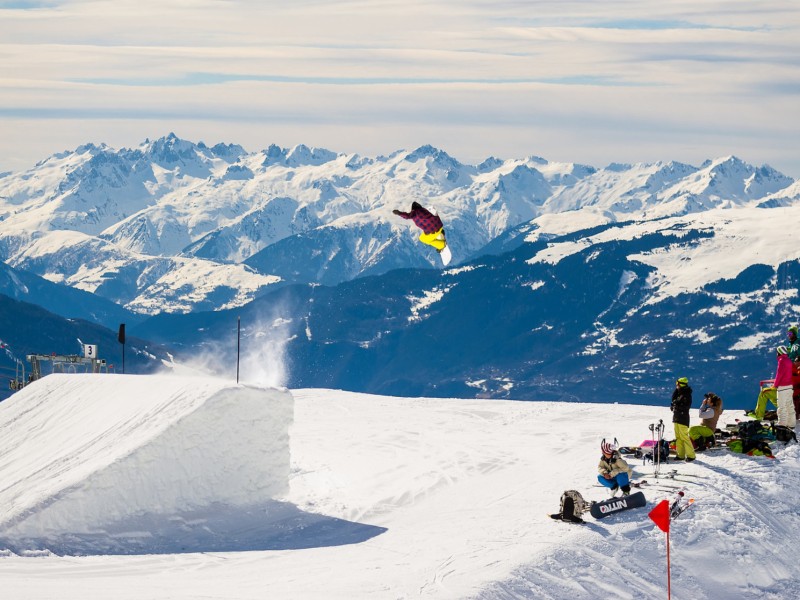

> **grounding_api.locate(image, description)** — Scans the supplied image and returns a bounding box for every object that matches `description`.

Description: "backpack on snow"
[774,425,797,443]
[738,420,775,454]
[640,439,670,463]
[656,438,670,461]
[558,490,587,521]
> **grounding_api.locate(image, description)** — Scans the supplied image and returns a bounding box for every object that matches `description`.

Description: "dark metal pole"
[236,316,241,383]
[118,323,126,374]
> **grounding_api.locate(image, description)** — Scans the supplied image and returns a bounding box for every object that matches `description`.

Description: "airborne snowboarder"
[393,202,451,265]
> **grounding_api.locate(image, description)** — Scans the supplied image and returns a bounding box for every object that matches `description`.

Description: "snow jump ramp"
[0,373,305,555]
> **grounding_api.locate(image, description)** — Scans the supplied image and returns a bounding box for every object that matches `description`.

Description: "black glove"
[392,209,402,215]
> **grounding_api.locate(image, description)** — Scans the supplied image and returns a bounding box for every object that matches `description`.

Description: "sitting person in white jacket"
[689,392,724,450]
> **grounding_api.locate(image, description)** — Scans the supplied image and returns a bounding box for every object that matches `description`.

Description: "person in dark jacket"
[392,202,447,252]
[671,377,696,461]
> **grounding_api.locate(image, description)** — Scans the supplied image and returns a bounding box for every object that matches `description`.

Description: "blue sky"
[1,0,798,176]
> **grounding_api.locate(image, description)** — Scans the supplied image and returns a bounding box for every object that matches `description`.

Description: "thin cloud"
[0,0,798,176]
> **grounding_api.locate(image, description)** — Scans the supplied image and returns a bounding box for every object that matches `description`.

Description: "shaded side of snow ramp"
[0,374,382,554]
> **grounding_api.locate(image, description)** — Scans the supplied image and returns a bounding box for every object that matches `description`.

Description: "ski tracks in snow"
[476,441,800,600]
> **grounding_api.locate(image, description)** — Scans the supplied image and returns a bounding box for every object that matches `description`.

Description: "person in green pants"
[671,377,696,461]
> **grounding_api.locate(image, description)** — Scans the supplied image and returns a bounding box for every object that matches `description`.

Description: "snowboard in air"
[589,491,647,519]
[439,244,452,266]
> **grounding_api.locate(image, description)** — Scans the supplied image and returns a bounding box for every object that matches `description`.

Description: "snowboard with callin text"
[589,491,647,519]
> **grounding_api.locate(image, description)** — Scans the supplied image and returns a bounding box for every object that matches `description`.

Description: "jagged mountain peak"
[495,164,549,191]
[259,143,339,168]
[208,141,248,161]
[397,145,471,189]
[285,144,339,167]
[135,133,243,168]
[0,138,797,316]
[604,162,633,172]
[33,143,108,169]
[524,155,549,166]
[477,157,504,173]
[140,133,207,166]
[73,142,110,156]
[261,143,287,165]
[700,154,746,170]
[677,155,793,202]
[405,144,462,169]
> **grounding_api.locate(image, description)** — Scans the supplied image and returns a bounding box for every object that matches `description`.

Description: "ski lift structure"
[8,343,111,391]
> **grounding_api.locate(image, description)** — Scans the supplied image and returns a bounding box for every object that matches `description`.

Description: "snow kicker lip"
[0,373,298,555]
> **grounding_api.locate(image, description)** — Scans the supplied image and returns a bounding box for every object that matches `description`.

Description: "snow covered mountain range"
[2,135,800,407]
[1,134,796,314]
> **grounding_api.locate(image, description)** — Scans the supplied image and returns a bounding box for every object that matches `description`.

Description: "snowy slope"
[0,378,798,599]
[526,204,800,305]
[0,374,292,553]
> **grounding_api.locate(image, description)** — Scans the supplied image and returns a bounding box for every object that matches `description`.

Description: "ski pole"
[656,421,662,476]
[650,423,657,477]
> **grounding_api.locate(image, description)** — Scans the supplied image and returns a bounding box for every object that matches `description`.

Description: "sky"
[1,0,799,177]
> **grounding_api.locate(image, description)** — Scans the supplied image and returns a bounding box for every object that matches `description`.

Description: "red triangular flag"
[649,499,671,533]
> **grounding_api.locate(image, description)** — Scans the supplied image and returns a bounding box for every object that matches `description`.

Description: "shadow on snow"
[0,500,387,556]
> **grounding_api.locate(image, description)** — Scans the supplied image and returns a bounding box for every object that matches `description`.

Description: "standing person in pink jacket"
[774,345,796,428]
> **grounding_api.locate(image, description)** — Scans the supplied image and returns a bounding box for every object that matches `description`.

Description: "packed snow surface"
[1,378,799,599]
[0,374,292,554]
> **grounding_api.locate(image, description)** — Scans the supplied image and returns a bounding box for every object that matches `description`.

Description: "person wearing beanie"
[597,441,633,496]
[774,346,797,428]
[671,377,696,461]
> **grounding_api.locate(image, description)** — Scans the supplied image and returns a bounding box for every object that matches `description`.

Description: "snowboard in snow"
[439,244,452,266]
[590,491,647,519]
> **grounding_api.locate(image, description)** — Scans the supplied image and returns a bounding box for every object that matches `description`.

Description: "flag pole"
[667,529,671,600]
[236,316,241,384]
[648,498,672,600]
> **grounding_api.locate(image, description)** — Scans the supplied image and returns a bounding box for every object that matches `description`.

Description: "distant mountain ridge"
[0,261,139,329]
[1,134,796,314]
[135,204,800,409]
[0,293,167,402]
[2,136,799,407]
